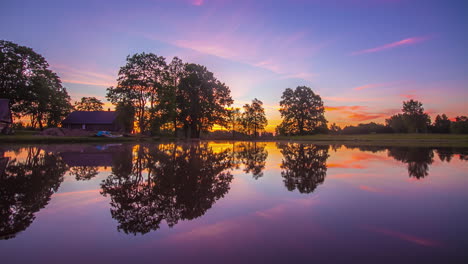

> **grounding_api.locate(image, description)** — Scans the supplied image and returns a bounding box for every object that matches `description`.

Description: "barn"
[61,111,121,131]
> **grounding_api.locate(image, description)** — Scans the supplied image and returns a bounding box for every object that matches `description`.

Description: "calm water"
[0,142,467,263]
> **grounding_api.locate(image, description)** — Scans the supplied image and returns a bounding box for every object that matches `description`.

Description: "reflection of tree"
[0,148,67,240]
[101,143,234,235]
[235,142,268,179]
[69,166,99,181]
[278,143,329,194]
[387,147,434,179]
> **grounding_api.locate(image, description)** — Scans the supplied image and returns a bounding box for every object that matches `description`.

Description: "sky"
[1,0,467,131]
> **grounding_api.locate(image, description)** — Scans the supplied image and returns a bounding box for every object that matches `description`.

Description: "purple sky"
[1,0,467,130]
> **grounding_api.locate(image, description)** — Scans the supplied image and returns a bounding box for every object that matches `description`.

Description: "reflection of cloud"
[351,36,430,55]
[364,226,440,247]
[359,185,382,193]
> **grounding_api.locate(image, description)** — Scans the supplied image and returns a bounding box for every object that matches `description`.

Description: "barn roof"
[62,111,117,124]
[0,99,12,124]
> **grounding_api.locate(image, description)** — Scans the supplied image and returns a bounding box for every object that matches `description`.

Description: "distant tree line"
[329,100,468,135]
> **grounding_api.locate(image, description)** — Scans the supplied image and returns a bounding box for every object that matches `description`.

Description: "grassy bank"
[2,131,468,147]
[0,130,161,144]
[276,133,468,147]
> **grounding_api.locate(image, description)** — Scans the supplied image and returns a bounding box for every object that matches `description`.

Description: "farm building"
[61,111,122,131]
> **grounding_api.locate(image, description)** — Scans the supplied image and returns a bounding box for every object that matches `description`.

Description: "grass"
[0,130,161,144]
[2,131,468,147]
[275,133,468,147]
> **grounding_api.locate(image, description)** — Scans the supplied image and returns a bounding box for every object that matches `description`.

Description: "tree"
[241,98,268,137]
[386,114,406,133]
[227,107,241,138]
[115,102,135,133]
[107,53,168,133]
[278,86,327,135]
[451,116,468,134]
[74,97,104,111]
[177,64,233,138]
[0,40,72,129]
[386,100,431,133]
[166,57,186,137]
[401,99,431,133]
[329,123,341,134]
[432,114,451,133]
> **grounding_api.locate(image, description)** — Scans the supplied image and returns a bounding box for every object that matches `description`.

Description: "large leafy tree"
[278,86,327,135]
[432,114,451,133]
[241,98,268,137]
[74,97,104,111]
[386,100,431,133]
[164,57,186,136]
[451,116,468,134]
[107,53,168,133]
[0,40,72,129]
[177,64,233,138]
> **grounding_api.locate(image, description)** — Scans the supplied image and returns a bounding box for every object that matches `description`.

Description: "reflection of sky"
[1,0,467,131]
[1,143,467,263]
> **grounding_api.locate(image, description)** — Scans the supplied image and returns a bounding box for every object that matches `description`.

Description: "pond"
[0,142,467,263]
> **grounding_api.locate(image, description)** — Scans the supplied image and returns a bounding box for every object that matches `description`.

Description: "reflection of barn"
[61,111,121,131]
[59,145,126,167]
[0,99,13,134]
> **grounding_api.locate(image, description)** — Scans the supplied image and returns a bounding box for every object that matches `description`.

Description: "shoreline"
[1,133,468,147]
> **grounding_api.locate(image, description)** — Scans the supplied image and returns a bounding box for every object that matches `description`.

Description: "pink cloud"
[192,0,204,6]
[351,36,430,55]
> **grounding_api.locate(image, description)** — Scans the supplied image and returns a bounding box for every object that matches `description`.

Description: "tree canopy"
[177,63,233,138]
[386,99,430,133]
[278,86,327,136]
[74,97,104,111]
[240,98,267,137]
[0,40,72,129]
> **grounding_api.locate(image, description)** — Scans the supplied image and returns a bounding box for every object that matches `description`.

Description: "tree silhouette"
[0,148,67,240]
[177,64,233,138]
[74,97,104,111]
[278,143,329,193]
[240,99,268,138]
[278,86,327,135]
[235,142,268,179]
[387,147,434,179]
[100,143,234,235]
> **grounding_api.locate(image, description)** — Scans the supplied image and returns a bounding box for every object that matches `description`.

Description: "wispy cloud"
[51,64,115,87]
[325,105,398,123]
[191,0,204,6]
[351,36,430,55]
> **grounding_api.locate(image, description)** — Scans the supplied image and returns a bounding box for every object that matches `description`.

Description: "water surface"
[0,142,467,263]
